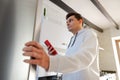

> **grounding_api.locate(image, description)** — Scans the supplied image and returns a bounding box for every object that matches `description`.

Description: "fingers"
[23,46,42,54]
[23,46,32,52]
[48,46,54,52]
[48,46,55,55]
[48,46,52,50]
[23,41,50,70]
[24,59,41,65]
[25,41,43,49]
[48,49,55,55]
[23,42,44,59]
[23,52,42,59]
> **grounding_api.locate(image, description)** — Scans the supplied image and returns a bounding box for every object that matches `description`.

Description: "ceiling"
[61,0,120,30]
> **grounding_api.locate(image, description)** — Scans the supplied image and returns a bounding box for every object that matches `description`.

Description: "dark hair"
[66,12,83,20]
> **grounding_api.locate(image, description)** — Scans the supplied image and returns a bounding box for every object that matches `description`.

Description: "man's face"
[66,15,82,33]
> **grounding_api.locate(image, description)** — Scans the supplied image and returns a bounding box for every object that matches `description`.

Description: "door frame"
[28,0,44,80]
[112,36,120,80]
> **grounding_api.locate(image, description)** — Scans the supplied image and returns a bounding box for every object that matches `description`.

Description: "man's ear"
[79,19,83,24]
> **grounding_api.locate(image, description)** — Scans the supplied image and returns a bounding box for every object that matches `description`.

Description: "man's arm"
[22,31,99,73]
[48,31,99,73]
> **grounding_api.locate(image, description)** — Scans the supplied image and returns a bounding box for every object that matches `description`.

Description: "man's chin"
[68,29,73,32]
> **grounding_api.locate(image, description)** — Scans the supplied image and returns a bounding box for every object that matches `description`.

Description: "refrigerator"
[0,0,71,80]
[0,0,39,80]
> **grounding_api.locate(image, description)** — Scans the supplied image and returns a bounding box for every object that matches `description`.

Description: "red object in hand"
[44,40,57,55]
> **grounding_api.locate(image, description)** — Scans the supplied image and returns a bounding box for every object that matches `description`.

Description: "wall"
[110,27,120,37]
[96,27,120,71]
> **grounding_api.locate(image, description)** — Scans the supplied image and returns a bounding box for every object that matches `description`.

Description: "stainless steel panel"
[0,0,37,80]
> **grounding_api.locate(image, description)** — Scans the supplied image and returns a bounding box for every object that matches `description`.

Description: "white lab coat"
[48,28,100,80]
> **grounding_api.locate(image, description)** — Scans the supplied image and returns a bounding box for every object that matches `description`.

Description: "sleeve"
[48,31,99,74]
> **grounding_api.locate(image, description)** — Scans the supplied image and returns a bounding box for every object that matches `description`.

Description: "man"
[23,12,100,80]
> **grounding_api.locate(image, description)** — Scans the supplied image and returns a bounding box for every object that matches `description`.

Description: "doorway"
[112,36,120,80]
[115,40,120,63]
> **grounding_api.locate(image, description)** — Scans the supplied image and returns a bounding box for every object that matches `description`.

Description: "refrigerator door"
[0,0,37,80]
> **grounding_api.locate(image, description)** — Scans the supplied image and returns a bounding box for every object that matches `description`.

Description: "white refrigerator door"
[0,0,38,80]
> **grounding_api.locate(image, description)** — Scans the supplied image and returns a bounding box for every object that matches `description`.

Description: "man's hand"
[47,45,56,55]
[23,41,49,71]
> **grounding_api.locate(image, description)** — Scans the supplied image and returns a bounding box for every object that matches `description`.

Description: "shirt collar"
[73,28,87,37]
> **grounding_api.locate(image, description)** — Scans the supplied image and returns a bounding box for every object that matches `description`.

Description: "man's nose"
[67,22,69,26]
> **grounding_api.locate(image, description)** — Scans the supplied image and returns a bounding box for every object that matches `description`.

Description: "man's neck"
[73,32,78,35]
[72,27,83,35]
